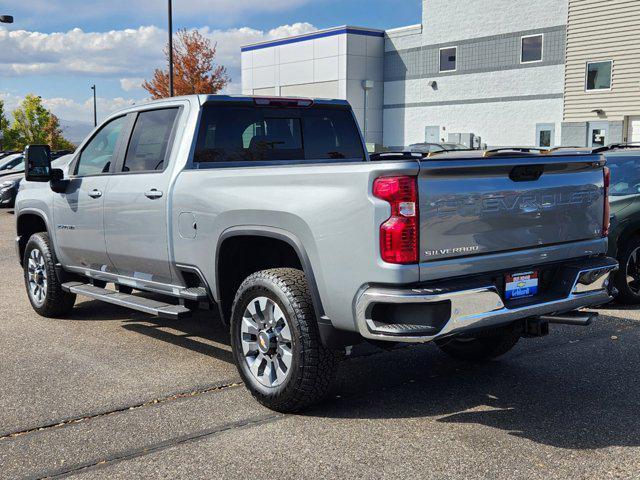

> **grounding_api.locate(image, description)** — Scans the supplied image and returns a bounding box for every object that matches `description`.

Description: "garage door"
[629,116,640,143]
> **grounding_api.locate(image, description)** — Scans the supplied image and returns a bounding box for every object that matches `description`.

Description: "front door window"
[76,116,127,176]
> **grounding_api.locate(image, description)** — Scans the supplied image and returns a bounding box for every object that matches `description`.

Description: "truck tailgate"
[418,155,606,265]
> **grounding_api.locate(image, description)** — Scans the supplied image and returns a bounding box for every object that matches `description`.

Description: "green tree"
[0,100,17,151]
[7,94,75,150]
[10,94,50,148]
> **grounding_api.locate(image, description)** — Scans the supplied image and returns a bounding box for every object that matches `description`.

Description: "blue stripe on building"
[241,27,385,52]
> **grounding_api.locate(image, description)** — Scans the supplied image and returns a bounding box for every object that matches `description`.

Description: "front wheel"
[435,322,523,362]
[230,268,337,412]
[23,232,76,317]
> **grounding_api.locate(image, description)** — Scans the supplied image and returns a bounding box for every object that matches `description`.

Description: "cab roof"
[199,94,350,108]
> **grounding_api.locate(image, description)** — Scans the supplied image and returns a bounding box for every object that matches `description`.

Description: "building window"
[521,34,543,63]
[591,128,607,147]
[539,130,551,147]
[586,61,612,91]
[439,47,457,72]
[536,123,555,148]
[589,122,609,147]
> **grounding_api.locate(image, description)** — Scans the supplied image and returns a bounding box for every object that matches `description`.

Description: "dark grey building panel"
[384,93,564,110]
[385,25,566,82]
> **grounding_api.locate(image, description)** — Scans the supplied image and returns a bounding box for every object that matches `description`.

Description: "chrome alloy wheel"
[27,248,48,306]
[626,247,640,295]
[240,296,293,388]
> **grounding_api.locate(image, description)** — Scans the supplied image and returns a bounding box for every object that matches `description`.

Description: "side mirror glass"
[25,144,52,182]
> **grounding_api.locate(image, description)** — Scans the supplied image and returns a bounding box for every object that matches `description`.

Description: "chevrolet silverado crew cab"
[16,95,617,412]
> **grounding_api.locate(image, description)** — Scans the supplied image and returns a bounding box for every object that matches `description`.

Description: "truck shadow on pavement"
[314,316,640,451]
[66,299,640,450]
[69,298,234,364]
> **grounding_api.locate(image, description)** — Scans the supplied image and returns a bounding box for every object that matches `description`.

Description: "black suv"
[607,145,640,303]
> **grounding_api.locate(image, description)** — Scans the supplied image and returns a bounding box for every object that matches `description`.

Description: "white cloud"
[0,21,318,126]
[200,23,317,69]
[43,96,137,122]
[0,22,317,83]
[0,92,22,114]
[0,26,167,77]
[120,78,145,92]
[1,91,137,124]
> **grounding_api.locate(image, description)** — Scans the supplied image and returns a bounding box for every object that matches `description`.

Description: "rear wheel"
[23,232,76,318]
[613,237,640,305]
[435,322,523,362]
[230,268,337,412]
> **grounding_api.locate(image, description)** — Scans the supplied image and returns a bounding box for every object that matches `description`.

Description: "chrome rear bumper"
[355,256,617,343]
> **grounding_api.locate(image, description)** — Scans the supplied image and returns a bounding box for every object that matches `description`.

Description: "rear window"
[194,105,365,164]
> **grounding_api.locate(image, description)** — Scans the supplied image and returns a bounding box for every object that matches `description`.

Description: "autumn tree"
[143,28,230,99]
[43,114,76,151]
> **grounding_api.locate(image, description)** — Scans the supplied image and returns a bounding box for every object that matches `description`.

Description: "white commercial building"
[241,27,386,145]
[242,0,568,149]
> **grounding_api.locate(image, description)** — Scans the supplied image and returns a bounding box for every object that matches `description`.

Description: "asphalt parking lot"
[1,208,640,479]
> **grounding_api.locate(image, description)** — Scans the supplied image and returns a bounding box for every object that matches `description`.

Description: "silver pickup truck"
[15,95,617,411]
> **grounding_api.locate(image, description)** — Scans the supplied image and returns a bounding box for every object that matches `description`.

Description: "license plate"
[505,271,538,300]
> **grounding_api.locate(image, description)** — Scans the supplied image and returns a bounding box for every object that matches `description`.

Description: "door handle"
[144,189,163,199]
[88,189,102,199]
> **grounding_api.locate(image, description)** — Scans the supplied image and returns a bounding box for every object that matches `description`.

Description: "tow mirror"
[24,144,52,182]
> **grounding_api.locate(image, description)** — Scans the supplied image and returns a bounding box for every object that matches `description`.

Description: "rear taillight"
[373,176,419,264]
[603,166,611,237]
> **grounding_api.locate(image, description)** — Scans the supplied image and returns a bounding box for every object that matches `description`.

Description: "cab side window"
[76,116,126,177]
[122,108,179,172]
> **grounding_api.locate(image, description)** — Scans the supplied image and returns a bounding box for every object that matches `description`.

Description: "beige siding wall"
[564,0,640,122]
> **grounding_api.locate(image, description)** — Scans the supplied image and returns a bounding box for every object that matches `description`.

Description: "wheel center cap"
[258,331,276,355]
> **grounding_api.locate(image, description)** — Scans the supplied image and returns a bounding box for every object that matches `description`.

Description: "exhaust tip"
[538,312,598,327]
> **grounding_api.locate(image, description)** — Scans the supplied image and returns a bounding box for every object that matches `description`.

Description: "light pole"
[168,0,174,97]
[90,85,97,127]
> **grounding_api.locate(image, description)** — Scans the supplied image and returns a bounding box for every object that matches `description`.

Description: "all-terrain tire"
[435,321,523,362]
[23,232,76,317]
[230,268,337,412]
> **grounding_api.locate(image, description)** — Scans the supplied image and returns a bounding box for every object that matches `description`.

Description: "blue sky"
[8,0,420,32]
[1,0,421,134]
